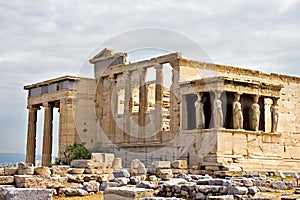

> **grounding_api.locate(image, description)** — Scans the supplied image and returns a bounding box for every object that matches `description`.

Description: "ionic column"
[170,64,180,136]
[42,102,53,166]
[251,95,260,131]
[58,97,76,158]
[124,71,132,143]
[181,95,188,130]
[213,91,223,128]
[271,97,279,133]
[138,68,147,143]
[26,105,39,165]
[108,74,116,143]
[155,65,163,141]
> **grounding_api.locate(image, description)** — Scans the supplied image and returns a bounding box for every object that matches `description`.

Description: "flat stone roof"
[24,75,80,90]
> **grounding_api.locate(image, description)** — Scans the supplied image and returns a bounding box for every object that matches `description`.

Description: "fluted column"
[42,102,53,166]
[58,97,76,157]
[26,105,39,165]
[108,74,116,143]
[124,71,132,143]
[138,68,147,143]
[155,65,163,141]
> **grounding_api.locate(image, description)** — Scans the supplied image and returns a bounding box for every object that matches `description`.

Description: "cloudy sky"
[0,0,299,156]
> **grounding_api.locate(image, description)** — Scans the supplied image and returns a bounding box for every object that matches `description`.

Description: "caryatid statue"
[213,91,223,128]
[252,95,260,131]
[194,93,205,129]
[271,98,279,133]
[233,93,243,129]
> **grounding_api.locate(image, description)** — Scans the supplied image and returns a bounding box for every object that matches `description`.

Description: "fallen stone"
[66,174,84,183]
[51,166,69,175]
[227,186,248,195]
[68,168,85,174]
[130,159,147,176]
[70,160,97,169]
[112,177,130,186]
[207,195,234,200]
[151,161,171,169]
[78,188,89,196]
[104,186,153,200]
[4,168,18,176]
[130,176,142,185]
[0,176,14,185]
[99,174,111,182]
[165,178,187,187]
[113,169,130,178]
[112,158,122,171]
[17,163,34,175]
[0,185,15,189]
[248,186,259,195]
[83,174,100,182]
[1,188,52,200]
[148,175,158,181]
[100,182,120,191]
[14,175,68,188]
[242,179,253,187]
[82,181,100,192]
[171,160,187,169]
[271,181,288,190]
[137,181,157,189]
[156,169,173,180]
[0,168,4,176]
[196,192,206,200]
[34,167,51,176]
[92,153,114,167]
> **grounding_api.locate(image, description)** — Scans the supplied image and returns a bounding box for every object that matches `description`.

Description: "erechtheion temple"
[25,48,300,172]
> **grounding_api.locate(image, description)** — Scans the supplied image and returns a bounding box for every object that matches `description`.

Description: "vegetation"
[55,143,91,165]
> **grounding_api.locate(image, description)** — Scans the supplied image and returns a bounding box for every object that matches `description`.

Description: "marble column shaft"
[26,105,39,165]
[138,68,147,142]
[124,71,132,142]
[155,65,163,141]
[108,74,116,143]
[42,102,53,166]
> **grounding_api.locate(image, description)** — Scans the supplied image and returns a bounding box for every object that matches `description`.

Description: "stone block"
[0,168,4,176]
[92,153,114,167]
[151,161,171,169]
[82,181,100,192]
[70,160,96,168]
[130,159,147,176]
[112,158,122,171]
[113,169,130,178]
[171,160,187,169]
[100,182,120,191]
[227,186,248,195]
[0,176,14,185]
[4,168,18,176]
[103,186,153,200]
[66,174,84,183]
[68,168,85,174]
[155,169,173,180]
[17,163,34,175]
[34,167,51,176]
[1,188,52,200]
[207,195,234,200]
[51,166,69,175]
[14,175,68,189]
[111,177,130,186]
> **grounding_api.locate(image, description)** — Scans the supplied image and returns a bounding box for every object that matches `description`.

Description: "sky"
[0,0,299,156]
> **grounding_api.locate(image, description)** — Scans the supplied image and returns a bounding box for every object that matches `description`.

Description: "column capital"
[27,105,40,111]
[137,67,147,74]
[195,92,203,100]
[108,74,116,82]
[253,94,259,103]
[42,102,51,108]
[123,71,132,77]
[154,64,163,70]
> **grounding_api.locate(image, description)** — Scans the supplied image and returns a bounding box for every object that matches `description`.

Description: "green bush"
[55,143,91,165]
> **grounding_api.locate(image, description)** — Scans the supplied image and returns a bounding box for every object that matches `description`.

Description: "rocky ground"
[1,154,300,199]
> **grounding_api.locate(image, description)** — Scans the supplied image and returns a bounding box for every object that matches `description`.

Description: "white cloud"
[0,0,299,154]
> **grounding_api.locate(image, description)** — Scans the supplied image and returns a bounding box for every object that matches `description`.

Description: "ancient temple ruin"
[25,48,300,172]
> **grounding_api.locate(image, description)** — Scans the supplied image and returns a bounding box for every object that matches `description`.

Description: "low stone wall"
[0,158,300,199]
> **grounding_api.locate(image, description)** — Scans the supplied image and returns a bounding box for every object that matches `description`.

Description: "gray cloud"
[0,0,299,154]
